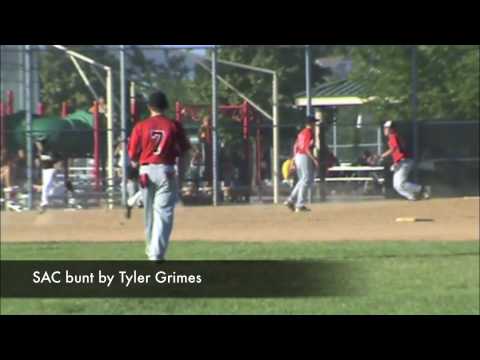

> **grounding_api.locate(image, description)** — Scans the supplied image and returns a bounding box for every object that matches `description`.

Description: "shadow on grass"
[339,252,479,261]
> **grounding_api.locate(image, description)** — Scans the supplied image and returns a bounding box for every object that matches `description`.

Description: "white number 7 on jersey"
[151,130,166,155]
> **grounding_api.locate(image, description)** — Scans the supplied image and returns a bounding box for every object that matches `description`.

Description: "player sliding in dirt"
[380,121,431,201]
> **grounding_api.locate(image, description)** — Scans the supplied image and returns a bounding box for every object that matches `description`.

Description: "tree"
[127,46,194,119]
[190,46,332,114]
[38,45,119,116]
[39,45,195,119]
[348,45,479,121]
[187,46,339,155]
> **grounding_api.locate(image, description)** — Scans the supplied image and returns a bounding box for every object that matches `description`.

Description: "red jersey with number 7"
[128,115,191,166]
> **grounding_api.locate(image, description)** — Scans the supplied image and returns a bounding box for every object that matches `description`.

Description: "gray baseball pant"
[288,154,314,208]
[140,164,177,261]
[393,159,422,200]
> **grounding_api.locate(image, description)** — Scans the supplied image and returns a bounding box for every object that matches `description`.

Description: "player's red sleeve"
[128,124,142,162]
[389,134,400,152]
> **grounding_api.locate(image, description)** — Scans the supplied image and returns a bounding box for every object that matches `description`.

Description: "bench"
[312,165,386,199]
[316,165,385,184]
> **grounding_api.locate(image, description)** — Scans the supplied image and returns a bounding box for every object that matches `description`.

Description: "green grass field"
[1,240,479,315]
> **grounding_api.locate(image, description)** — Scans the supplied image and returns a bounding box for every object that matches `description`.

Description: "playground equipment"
[2,104,108,193]
[176,100,266,204]
[53,45,115,208]
[2,94,269,207]
[5,45,326,207]
[0,81,149,211]
[193,56,280,204]
[8,45,116,209]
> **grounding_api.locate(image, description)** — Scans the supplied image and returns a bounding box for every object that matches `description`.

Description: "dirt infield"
[1,198,478,243]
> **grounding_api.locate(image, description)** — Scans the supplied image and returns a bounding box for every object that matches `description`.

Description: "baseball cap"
[306,116,317,124]
[384,120,393,128]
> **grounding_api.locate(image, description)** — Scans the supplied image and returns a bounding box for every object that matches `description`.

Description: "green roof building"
[295,79,382,161]
[295,79,373,108]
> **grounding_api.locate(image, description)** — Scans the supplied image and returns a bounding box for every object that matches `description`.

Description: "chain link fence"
[1,45,478,211]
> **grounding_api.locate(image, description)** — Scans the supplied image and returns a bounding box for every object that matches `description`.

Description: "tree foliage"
[128,47,193,118]
[348,45,479,121]
[38,45,119,116]
[187,46,339,153]
[38,45,194,119]
[190,46,332,115]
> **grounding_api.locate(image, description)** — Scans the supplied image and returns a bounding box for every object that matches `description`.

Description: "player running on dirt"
[128,91,191,261]
[380,121,431,201]
[36,137,80,213]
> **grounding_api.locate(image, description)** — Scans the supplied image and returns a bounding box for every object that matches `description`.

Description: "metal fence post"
[24,45,33,210]
[305,45,312,117]
[411,45,419,181]
[211,46,219,206]
[120,45,128,207]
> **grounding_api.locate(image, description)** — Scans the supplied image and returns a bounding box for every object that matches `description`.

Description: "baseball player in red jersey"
[380,120,430,201]
[128,91,191,261]
[284,116,319,212]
